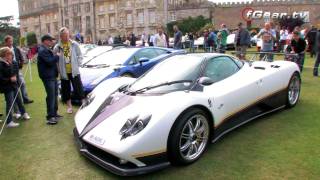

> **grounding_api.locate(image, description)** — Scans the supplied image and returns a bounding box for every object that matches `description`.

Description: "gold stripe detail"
[132,149,167,158]
[215,86,287,128]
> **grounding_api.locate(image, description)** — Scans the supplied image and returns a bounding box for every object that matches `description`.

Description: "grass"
[0,50,320,180]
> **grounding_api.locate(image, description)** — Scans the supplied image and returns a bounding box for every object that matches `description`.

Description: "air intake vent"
[254,66,266,70]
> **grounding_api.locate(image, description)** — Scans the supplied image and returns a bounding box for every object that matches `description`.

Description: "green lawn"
[0,51,320,180]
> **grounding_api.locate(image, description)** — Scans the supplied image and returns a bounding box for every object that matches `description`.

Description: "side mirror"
[139,57,149,65]
[198,77,214,86]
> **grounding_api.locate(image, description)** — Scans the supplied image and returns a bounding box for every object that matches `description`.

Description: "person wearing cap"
[234,22,251,60]
[53,27,84,114]
[37,34,62,125]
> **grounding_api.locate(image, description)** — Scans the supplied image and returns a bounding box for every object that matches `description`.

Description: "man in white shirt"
[153,27,167,47]
[108,36,114,45]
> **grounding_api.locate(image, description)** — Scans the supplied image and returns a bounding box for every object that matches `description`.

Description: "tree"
[0,16,20,46]
[167,16,211,36]
[26,32,37,47]
[278,17,305,33]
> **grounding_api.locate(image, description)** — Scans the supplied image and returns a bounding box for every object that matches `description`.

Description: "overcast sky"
[0,0,251,25]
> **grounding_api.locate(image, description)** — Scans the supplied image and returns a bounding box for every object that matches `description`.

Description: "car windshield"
[128,55,203,94]
[85,48,137,66]
[82,46,113,65]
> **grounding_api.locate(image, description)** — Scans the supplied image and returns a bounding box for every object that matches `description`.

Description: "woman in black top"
[0,47,30,128]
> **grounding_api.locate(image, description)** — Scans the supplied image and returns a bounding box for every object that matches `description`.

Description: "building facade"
[94,0,166,41]
[60,0,96,43]
[19,0,61,39]
[18,0,212,43]
[18,0,320,43]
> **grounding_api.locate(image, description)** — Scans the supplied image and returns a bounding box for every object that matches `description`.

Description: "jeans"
[18,71,30,101]
[189,40,195,53]
[314,53,320,76]
[42,79,58,119]
[4,89,26,124]
[297,53,305,72]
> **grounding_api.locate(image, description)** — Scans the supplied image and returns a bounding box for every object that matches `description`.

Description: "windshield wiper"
[128,80,193,95]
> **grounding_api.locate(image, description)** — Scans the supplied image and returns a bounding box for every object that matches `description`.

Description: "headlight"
[119,115,152,140]
[81,93,95,108]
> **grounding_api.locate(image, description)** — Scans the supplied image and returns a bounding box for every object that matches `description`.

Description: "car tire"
[168,108,210,165]
[121,73,134,78]
[286,72,301,108]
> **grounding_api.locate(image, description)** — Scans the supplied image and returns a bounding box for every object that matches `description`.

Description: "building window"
[46,23,51,34]
[149,0,156,6]
[53,22,58,32]
[126,0,132,7]
[137,11,144,24]
[169,12,176,21]
[23,27,28,33]
[64,7,68,16]
[73,16,81,32]
[86,16,91,30]
[64,0,68,5]
[85,2,90,12]
[109,15,115,28]
[109,3,114,11]
[99,15,105,29]
[126,13,132,26]
[34,25,40,34]
[149,10,156,24]
[73,4,80,13]
[99,4,105,12]
[65,19,69,28]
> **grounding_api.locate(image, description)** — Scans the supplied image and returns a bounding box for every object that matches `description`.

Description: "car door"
[202,56,260,131]
[131,48,160,77]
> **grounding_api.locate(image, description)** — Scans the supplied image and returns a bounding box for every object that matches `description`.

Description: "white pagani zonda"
[74,53,301,176]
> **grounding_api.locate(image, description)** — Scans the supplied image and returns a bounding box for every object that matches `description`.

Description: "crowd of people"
[1,21,320,128]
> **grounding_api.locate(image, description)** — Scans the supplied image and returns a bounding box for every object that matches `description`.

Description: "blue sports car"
[80,47,185,94]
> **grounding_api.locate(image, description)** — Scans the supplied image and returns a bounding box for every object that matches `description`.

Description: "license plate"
[89,135,106,145]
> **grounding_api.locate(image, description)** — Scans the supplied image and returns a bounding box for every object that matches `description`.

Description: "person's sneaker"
[47,117,58,125]
[22,113,31,120]
[24,99,34,104]
[7,121,20,128]
[13,113,21,119]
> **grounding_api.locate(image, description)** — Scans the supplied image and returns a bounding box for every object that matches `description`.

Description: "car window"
[154,49,169,55]
[204,56,240,83]
[134,49,159,60]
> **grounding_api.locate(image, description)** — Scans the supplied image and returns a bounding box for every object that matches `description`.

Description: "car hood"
[76,87,204,136]
[80,66,116,87]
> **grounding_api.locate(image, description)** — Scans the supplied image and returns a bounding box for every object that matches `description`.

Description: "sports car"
[74,53,301,176]
[80,47,185,94]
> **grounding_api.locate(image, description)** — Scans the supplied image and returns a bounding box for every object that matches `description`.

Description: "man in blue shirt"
[173,25,182,49]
